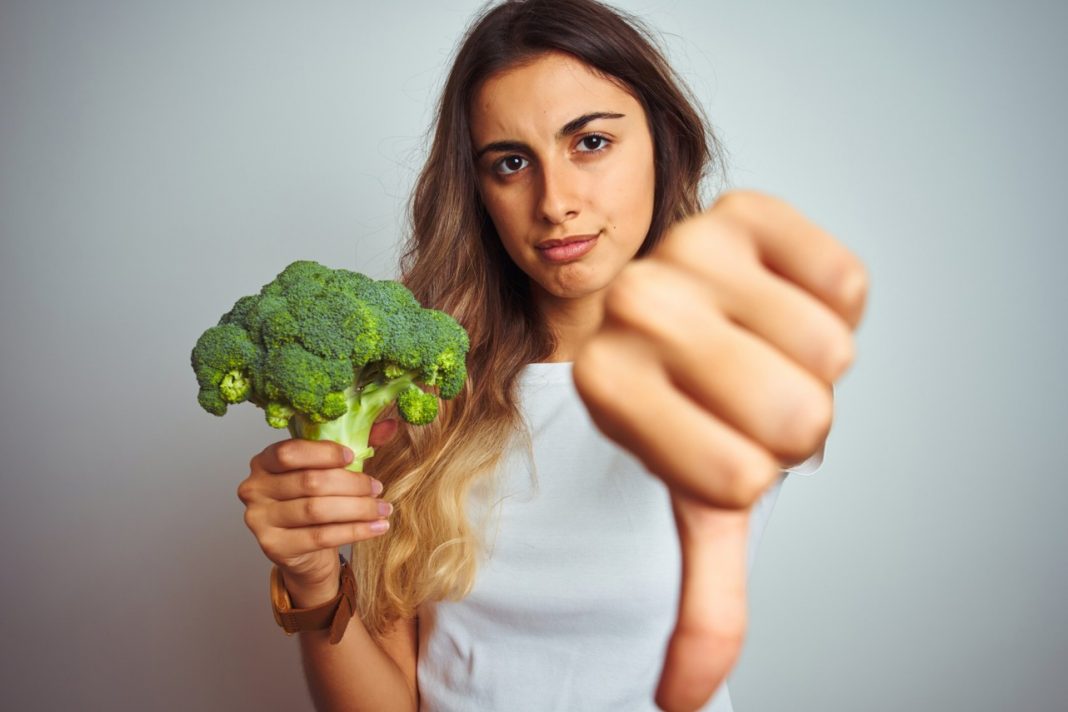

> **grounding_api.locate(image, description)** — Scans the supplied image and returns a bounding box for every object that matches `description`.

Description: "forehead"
[470,52,641,139]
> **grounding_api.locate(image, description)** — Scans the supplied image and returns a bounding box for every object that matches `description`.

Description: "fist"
[573,190,868,711]
[574,190,867,509]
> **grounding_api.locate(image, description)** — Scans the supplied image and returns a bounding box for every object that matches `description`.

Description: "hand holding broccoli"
[194,260,469,596]
[191,260,469,471]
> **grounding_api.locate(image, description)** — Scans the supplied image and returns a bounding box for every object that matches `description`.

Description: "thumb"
[656,496,751,712]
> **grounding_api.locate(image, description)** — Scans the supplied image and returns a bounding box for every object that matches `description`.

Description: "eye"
[577,134,610,152]
[494,155,529,175]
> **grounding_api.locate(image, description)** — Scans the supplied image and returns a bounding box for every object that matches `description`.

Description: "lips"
[536,233,600,263]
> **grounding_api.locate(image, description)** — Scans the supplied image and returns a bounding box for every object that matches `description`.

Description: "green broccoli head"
[190,260,470,471]
[191,324,262,416]
[418,309,469,399]
[397,385,439,425]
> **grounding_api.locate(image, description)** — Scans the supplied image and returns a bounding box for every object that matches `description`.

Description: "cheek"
[484,194,512,229]
[638,147,657,215]
[610,152,656,238]
[481,190,528,257]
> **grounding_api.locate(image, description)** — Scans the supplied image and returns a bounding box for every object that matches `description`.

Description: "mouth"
[535,233,600,263]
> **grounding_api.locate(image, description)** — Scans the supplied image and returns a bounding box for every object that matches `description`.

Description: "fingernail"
[370,520,390,533]
[371,478,384,496]
[342,447,354,463]
[378,500,393,517]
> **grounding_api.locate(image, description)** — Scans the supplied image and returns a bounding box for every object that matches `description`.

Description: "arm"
[574,191,867,711]
[286,573,418,712]
[239,424,419,712]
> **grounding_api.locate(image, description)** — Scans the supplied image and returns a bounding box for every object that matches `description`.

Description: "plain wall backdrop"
[2,0,1066,710]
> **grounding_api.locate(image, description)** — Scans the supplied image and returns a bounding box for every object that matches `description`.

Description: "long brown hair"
[353,0,724,638]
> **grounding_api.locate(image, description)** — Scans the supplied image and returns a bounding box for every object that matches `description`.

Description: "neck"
[534,286,606,363]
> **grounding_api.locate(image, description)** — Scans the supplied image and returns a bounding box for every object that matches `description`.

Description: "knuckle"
[778,389,833,462]
[242,506,263,535]
[714,188,761,215]
[830,257,870,321]
[273,442,296,471]
[814,331,856,382]
[573,337,623,409]
[300,469,325,494]
[236,478,254,504]
[666,210,756,270]
[310,525,331,551]
[841,260,870,308]
[713,189,744,212]
[601,264,649,321]
[602,263,701,345]
[718,450,778,508]
[658,212,705,251]
[572,340,603,392]
[258,531,281,561]
[303,497,328,524]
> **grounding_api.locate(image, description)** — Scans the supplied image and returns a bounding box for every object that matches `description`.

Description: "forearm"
[286,577,417,712]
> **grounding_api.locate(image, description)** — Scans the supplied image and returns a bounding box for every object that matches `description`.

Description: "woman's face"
[470,51,656,303]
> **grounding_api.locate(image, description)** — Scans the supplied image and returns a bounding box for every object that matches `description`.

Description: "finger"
[369,418,399,448]
[665,190,869,331]
[261,519,391,560]
[257,438,355,474]
[726,268,856,384]
[656,497,750,712]
[573,329,779,509]
[268,495,392,529]
[603,262,834,466]
[265,468,383,502]
[648,253,856,384]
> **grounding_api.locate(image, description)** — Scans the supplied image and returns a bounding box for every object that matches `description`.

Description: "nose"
[537,159,581,225]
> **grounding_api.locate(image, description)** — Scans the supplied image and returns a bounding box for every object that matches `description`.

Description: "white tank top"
[417,362,820,711]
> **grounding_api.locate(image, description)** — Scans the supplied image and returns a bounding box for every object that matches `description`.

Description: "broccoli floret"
[191,260,469,471]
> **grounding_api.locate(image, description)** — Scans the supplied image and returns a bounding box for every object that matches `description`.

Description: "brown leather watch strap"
[270,556,357,645]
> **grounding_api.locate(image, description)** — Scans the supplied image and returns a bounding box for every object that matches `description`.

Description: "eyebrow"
[475,111,625,159]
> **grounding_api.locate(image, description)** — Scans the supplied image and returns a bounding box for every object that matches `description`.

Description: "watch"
[270,553,357,644]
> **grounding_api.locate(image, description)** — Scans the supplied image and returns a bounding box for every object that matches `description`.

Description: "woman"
[237,1,867,711]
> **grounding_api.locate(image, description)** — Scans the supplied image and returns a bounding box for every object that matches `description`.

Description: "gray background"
[1,0,1065,710]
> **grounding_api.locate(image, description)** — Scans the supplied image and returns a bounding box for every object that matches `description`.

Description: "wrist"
[280,555,343,609]
[270,553,358,644]
[283,573,340,609]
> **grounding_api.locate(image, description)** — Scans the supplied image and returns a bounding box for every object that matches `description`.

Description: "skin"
[471,51,868,711]
[236,50,868,712]
[239,428,420,711]
[470,51,657,358]
[575,194,866,711]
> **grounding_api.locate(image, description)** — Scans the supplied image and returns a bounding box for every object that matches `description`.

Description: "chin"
[537,272,613,301]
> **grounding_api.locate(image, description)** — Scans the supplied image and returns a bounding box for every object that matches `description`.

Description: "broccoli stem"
[287,375,416,472]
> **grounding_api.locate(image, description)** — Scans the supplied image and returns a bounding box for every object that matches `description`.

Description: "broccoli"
[191,260,469,471]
